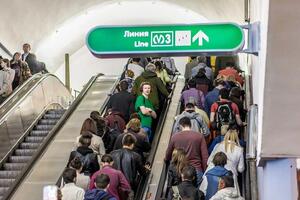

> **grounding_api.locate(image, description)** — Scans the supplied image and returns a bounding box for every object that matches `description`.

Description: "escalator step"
[25,136,44,143]
[43,114,63,119]
[35,125,53,130]
[9,156,32,163]
[0,171,20,179]
[39,119,58,125]
[4,163,26,171]
[0,179,15,187]
[15,149,35,156]
[30,130,49,137]
[47,110,65,115]
[19,143,40,149]
[0,187,9,195]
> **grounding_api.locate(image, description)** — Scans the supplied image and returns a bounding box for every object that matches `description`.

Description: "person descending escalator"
[69,132,100,176]
[134,82,157,142]
[110,134,151,193]
[172,102,210,137]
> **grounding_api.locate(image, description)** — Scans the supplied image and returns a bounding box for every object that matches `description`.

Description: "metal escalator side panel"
[143,77,185,200]
[9,75,118,200]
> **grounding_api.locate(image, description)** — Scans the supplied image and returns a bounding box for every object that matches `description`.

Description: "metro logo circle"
[86,23,245,58]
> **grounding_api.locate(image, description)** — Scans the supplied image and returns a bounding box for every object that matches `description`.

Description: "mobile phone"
[43,185,58,200]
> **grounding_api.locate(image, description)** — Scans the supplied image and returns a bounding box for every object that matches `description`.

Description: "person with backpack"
[168,165,204,200]
[135,82,157,142]
[165,117,209,187]
[69,133,100,176]
[173,102,210,137]
[61,168,85,200]
[210,88,243,132]
[89,154,131,200]
[84,174,117,200]
[105,108,126,133]
[107,80,135,123]
[200,152,231,200]
[180,79,205,109]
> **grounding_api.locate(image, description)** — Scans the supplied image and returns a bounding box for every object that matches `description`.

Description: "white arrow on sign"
[192,30,209,46]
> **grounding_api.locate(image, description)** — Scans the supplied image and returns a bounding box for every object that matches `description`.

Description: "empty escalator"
[0,109,65,200]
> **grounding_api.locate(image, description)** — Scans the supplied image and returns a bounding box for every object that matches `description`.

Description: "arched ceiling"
[0,0,244,71]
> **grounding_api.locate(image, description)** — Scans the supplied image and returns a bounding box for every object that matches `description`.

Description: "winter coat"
[84,189,116,200]
[156,69,171,85]
[132,71,169,110]
[173,111,210,136]
[167,181,204,200]
[210,187,244,200]
[110,148,147,189]
[105,111,126,132]
[200,166,230,200]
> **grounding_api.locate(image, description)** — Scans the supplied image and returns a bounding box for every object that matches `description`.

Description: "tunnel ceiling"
[0,0,244,71]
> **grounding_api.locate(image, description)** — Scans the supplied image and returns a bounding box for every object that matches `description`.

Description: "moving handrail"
[2,73,112,200]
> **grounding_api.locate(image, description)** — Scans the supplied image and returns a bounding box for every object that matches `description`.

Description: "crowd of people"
[55,55,247,200]
[59,57,177,200]
[0,43,47,103]
[164,56,246,200]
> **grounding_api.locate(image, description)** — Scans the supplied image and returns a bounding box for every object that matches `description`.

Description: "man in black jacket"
[22,43,48,74]
[107,80,135,122]
[111,133,150,191]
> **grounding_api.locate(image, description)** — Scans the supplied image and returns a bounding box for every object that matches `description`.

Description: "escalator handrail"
[134,75,179,200]
[2,73,108,200]
[0,73,68,123]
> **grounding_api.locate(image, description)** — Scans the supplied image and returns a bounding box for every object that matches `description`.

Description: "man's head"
[131,57,141,63]
[119,80,129,91]
[188,79,196,89]
[197,56,207,64]
[219,88,230,100]
[122,133,137,149]
[178,117,192,130]
[218,174,234,190]
[212,152,227,167]
[145,63,156,73]
[101,154,114,167]
[62,168,77,184]
[23,43,31,53]
[140,82,151,96]
[184,102,195,113]
[95,174,110,190]
[181,165,196,181]
[78,132,92,147]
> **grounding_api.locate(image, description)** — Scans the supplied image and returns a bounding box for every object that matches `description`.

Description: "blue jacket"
[205,166,230,200]
[84,189,117,200]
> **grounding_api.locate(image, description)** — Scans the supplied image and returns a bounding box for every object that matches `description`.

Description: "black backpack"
[73,152,97,176]
[102,128,121,153]
[216,101,235,128]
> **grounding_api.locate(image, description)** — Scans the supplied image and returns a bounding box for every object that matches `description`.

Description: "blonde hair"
[171,148,188,175]
[126,118,141,132]
[224,129,240,153]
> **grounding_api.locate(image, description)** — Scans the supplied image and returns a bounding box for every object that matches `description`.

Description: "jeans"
[142,126,152,142]
[196,170,204,188]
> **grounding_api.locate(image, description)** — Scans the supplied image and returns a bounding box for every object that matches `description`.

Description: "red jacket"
[105,111,126,132]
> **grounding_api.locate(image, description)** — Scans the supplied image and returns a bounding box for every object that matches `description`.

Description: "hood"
[218,187,241,198]
[84,189,109,200]
[141,71,157,78]
[76,146,94,156]
[206,166,229,177]
[181,111,199,119]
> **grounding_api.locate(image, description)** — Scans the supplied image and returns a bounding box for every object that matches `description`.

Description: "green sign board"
[86,23,244,58]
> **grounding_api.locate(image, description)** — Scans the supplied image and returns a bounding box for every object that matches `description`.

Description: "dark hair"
[63,168,77,184]
[79,132,92,147]
[212,152,227,167]
[225,62,235,67]
[179,117,191,128]
[181,165,196,181]
[23,43,31,48]
[81,118,97,134]
[69,157,82,170]
[101,154,114,163]
[219,88,230,99]
[90,111,101,121]
[154,60,163,71]
[190,56,197,60]
[119,80,129,91]
[221,174,235,188]
[129,113,141,121]
[95,174,110,189]
[188,79,196,88]
[12,52,21,61]
[228,122,238,131]
[122,133,137,146]
[2,58,10,68]
[131,57,141,63]
[185,103,195,109]
[230,87,241,98]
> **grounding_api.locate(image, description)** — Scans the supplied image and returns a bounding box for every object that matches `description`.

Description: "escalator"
[0,109,65,200]
[6,74,119,200]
